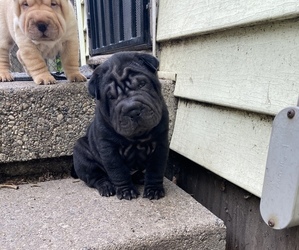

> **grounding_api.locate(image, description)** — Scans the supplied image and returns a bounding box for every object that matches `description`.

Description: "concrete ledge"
[0,178,226,249]
[0,81,95,163]
[0,79,177,164]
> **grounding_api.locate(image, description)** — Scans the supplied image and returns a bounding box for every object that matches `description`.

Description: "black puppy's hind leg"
[73,137,115,197]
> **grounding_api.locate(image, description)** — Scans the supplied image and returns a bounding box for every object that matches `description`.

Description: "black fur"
[73,52,169,200]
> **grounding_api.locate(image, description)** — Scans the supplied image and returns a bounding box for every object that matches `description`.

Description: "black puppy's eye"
[107,92,115,100]
[138,80,146,89]
[127,74,149,89]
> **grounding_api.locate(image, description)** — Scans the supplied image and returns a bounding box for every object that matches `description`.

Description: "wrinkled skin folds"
[73,52,169,200]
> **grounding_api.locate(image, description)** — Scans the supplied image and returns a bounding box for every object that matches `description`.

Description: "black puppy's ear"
[88,73,100,99]
[138,54,159,73]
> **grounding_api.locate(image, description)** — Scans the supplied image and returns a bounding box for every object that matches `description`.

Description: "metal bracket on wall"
[260,100,299,230]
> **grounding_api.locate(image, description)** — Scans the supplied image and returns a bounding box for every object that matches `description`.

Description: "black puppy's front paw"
[95,180,116,197]
[116,185,140,200]
[143,186,165,200]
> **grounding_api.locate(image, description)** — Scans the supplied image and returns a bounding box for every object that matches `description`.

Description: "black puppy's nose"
[37,22,48,33]
[128,109,141,121]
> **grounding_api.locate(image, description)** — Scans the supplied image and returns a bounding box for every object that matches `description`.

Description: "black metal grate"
[86,0,151,56]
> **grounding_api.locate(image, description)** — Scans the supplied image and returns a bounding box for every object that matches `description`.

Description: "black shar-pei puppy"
[72,52,169,200]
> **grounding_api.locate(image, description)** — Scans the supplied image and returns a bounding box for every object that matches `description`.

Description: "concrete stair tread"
[1,178,225,249]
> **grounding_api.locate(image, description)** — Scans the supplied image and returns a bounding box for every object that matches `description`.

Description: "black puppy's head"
[88,52,164,139]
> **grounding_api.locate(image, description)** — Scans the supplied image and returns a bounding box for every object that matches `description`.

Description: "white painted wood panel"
[170,100,273,197]
[159,19,299,116]
[157,0,299,41]
[75,0,87,65]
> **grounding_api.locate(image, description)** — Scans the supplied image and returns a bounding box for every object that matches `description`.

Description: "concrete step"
[0,178,225,249]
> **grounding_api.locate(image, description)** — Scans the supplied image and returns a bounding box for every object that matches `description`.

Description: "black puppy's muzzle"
[127,107,142,122]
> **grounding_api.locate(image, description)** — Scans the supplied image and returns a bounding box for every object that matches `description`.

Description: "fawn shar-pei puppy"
[0,0,86,84]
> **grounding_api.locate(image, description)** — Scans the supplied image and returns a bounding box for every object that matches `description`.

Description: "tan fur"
[0,0,86,84]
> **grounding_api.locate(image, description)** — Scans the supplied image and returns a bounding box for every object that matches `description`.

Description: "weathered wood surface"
[159,19,299,116]
[157,0,299,41]
[170,100,273,197]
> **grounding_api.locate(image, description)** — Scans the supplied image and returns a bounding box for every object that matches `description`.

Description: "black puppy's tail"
[70,164,79,179]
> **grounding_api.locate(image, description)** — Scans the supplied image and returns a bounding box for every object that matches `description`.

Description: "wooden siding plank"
[159,19,299,116]
[170,100,273,197]
[157,0,299,41]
